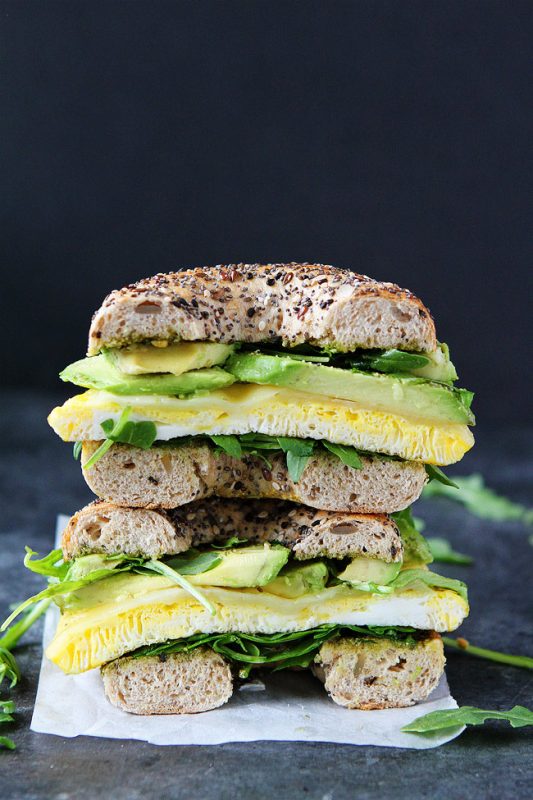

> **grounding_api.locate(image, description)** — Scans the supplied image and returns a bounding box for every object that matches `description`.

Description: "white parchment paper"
[31,516,464,748]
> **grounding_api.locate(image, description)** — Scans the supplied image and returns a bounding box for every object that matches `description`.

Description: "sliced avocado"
[337,557,402,585]
[410,343,458,384]
[60,355,235,395]
[226,353,474,425]
[66,554,117,580]
[264,562,328,598]
[187,544,289,588]
[105,341,234,376]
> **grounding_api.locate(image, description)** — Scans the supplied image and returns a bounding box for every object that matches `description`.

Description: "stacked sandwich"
[16,264,475,713]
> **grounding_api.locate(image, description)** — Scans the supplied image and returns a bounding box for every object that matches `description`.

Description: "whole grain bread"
[101,647,233,714]
[101,636,443,714]
[88,263,436,355]
[62,501,190,559]
[313,633,445,709]
[81,441,427,513]
[62,498,403,562]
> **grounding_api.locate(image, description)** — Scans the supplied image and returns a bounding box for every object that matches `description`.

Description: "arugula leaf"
[349,349,430,374]
[163,552,222,575]
[389,568,468,602]
[209,435,243,459]
[425,464,459,489]
[143,560,217,615]
[284,451,310,482]
[322,441,363,469]
[23,547,68,579]
[423,473,533,525]
[391,509,433,565]
[211,536,247,550]
[0,599,50,750]
[442,637,533,670]
[427,538,473,565]
[132,624,420,672]
[276,437,315,482]
[402,705,533,734]
[101,419,158,450]
[83,406,133,470]
[83,410,158,470]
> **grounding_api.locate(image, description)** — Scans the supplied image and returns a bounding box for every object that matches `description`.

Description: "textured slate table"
[1,391,532,800]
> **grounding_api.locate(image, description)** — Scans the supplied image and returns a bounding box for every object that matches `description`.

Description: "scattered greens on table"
[402,705,533,734]
[427,538,473,565]
[442,637,533,670]
[423,473,533,525]
[0,600,50,749]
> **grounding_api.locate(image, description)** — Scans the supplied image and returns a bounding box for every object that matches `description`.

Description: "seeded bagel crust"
[81,442,427,514]
[88,263,436,355]
[101,647,233,714]
[61,498,403,562]
[313,633,445,709]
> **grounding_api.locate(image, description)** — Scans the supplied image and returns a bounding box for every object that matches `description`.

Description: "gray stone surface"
[0,391,532,800]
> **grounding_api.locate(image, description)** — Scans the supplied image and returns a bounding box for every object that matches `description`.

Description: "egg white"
[46,576,469,674]
[48,385,474,465]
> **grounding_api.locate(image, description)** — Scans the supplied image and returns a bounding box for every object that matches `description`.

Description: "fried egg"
[46,573,469,673]
[48,385,474,465]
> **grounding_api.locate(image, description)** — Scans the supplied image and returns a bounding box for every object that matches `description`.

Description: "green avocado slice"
[263,562,329,598]
[185,545,289,588]
[60,355,235,395]
[226,353,475,425]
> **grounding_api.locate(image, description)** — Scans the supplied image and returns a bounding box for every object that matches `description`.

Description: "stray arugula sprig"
[402,705,533,734]
[81,408,157,471]
[425,464,458,489]
[0,599,50,750]
[442,637,533,670]
[423,473,533,525]
[427,538,473,565]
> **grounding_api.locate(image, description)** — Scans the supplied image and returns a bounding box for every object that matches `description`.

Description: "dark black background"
[2,0,532,423]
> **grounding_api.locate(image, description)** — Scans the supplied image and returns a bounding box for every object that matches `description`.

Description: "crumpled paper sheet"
[31,516,464,748]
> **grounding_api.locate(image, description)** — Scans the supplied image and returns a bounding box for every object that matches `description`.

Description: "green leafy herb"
[391,508,433,565]
[0,696,16,749]
[83,406,132,470]
[442,637,533,670]
[423,473,533,525]
[402,705,533,734]
[143,560,217,616]
[101,418,158,450]
[349,349,430,374]
[322,441,363,469]
[2,546,224,632]
[427,538,473,565]
[83,409,158,471]
[389,568,468,602]
[72,441,82,461]
[276,437,315,482]
[211,536,248,550]
[23,547,68,579]
[132,624,420,678]
[425,464,459,489]
[0,599,50,750]
[163,552,222,576]
[208,435,243,459]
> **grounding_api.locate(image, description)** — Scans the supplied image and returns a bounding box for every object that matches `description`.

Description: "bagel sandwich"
[16,499,467,713]
[48,263,475,506]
